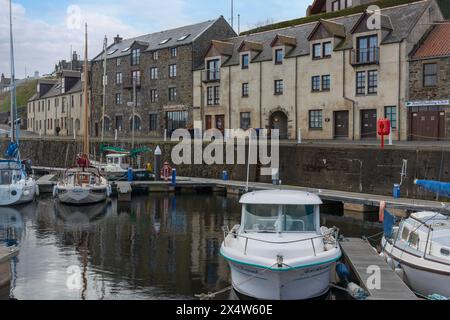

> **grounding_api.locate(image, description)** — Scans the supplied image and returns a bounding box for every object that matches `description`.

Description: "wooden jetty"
[340,238,418,300]
[0,246,19,288]
[36,174,58,193]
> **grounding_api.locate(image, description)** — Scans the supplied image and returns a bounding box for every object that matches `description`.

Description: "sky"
[0,0,311,79]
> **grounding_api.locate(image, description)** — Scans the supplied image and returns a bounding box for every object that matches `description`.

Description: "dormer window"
[313,42,332,59]
[242,54,249,69]
[313,44,321,59]
[323,42,332,57]
[275,49,283,64]
[131,48,140,66]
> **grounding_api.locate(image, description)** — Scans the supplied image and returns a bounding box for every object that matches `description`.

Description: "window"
[115,93,122,105]
[116,72,123,85]
[166,111,188,132]
[61,98,66,113]
[171,47,177,57]
[323,42,332,57]
[48,100,50,111]
[132,70,141,86]
[149,114,158,131]
[177,34,190,41]
[242,54,249,69]
[150,89,158,103]
[130,115,141,131]
[150,67,158,80]
[275,49,283,64]
[240,112,251,130]
[207,59,220,80]
[423,63,437,87]
[402,226,410,241]
[309,110,323,129]
[131,48,140,66]
[115,115,123,131]
[332,0,340,11]
[159,38,171,45]
[169,64,177,78]
[357,35,378,64]
[169,87,177,101]
[312,76,321,91]
[117,58,121,66]
[345,0,353,8]
[153,51,159,60]
[103,117,110,131]
[207,86,220,105]
[274,80,283,95]
[385,106,397,129]
[356,71,366,95]
[108,49,118,55]
[368,70,378,94]
[322,75,330,91]
[313,43,321,59]
[242,83,249,97]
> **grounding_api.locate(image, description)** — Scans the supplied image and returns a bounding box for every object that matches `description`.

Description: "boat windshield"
[243,204,316,233]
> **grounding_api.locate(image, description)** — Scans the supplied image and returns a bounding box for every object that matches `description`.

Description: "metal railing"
[222,225,339,257]
[351,47,380,65]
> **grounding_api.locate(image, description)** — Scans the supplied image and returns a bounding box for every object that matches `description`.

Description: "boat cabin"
[104,154,130,172]
[239,190,322,233]
[395,212,450,264]
[64,169,103,187]
[0,160,24,185]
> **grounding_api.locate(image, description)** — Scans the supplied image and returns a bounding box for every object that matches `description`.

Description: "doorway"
[270,111,288,139]
[334,111,349,139]
[361,109,377,139]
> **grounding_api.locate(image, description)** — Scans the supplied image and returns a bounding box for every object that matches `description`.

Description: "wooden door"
[361,109,377,139]
[334,111,349,138]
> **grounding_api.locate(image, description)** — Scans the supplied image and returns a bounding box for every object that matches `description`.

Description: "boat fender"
[107,185,112,197]
[386,256,394,269]
[379,252,385,259]
[36,185,40,197]
[336,263,350,283]
[23,190,30,197]
[52,185,57,198]
[347,282,368,300]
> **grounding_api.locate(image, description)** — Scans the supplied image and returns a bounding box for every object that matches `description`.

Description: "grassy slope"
[241,0,426,35]
[0,79,37,113]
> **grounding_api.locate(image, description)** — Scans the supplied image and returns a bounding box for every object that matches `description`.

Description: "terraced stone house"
[90,17,236,138]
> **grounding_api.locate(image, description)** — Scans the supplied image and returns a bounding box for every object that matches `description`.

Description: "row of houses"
[27,0,450,141]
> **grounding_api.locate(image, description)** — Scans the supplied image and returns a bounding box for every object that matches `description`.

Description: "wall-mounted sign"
[406,100,449,107]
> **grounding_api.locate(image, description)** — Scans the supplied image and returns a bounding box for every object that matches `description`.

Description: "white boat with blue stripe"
[220,190,341,300]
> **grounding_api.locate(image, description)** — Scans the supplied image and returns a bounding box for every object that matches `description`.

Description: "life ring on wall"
[160,162,172,181]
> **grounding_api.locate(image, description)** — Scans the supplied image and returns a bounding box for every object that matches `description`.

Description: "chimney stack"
[114,34,123,44]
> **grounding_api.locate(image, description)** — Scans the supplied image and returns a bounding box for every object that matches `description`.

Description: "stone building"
[408,23,450,140]
[0,74,11,94]
[90,17,236,138]
[307,0,376,15]
[193,0,444,141]
[27,70,86,137]
[54,51,84,74]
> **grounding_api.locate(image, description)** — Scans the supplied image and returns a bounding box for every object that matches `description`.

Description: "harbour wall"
[2,138,449,200]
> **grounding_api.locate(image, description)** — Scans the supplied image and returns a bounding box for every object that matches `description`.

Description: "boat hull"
[223,255,337,300]
[0,181,36,206]
[56,187,108,205]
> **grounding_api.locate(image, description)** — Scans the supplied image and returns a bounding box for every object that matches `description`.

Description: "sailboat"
[54,24,111,206]
[0,0,37,206]
[381,180,450,298]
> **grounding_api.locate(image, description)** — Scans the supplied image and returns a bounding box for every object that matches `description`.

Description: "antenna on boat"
[9,0,16,144]
[101,35,107,143]
[245,133,253,193]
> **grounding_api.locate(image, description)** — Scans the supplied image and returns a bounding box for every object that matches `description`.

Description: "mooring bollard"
[154,146,162,181]
[393,184,400,199]
[171,168,177,186]
[222,170,229,181]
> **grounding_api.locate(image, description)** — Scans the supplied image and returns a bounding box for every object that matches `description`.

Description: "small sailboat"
[381,180,450,298]
[220,190,341,300]
[54,24,111,206]
[0,0,37,207]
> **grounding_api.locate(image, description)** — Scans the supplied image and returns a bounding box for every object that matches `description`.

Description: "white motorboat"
[382,211,450,298]
[220,190,341,300]
[54,164,111,206]
[0,160,37,206]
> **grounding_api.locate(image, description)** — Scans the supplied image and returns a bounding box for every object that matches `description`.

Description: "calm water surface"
[0,193,381,300]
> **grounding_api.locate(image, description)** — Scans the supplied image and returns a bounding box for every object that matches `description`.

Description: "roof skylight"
[159,38,171,45]
[121,47,130,52]
[177,34,190,41]
[108,49,118,55]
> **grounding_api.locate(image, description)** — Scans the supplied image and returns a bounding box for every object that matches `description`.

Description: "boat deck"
[340,238,419,300]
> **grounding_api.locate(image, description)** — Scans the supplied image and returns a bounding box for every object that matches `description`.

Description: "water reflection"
[0,194,381,300]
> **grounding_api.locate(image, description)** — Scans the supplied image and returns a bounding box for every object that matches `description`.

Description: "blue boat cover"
[415,180,450,198]
[383,209,395,238]
[4,142,19,159]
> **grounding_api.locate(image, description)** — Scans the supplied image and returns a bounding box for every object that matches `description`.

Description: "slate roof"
[199,1,429,69]
[412,23,450,59]
[92,17,224,62]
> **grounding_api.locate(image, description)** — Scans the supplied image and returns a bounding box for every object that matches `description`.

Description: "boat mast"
[9,0,16,144]
[101,35,107,142]
[83,23,89,157]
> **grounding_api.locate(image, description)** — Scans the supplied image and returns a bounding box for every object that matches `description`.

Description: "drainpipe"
[295,56,299,141]
[398,42,402,141]
[228,66,232,130]
[343,50,356,141]
[259,62,263,129]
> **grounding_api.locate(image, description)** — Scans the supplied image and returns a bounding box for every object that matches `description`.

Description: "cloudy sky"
[0,0,310,79]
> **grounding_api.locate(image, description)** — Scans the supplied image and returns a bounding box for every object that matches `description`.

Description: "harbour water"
[0,193,381,300]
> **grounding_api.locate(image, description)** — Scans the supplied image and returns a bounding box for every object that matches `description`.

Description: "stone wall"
[3,137,450,200]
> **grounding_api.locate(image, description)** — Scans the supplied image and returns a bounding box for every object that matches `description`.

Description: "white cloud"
[0,0,190,78]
